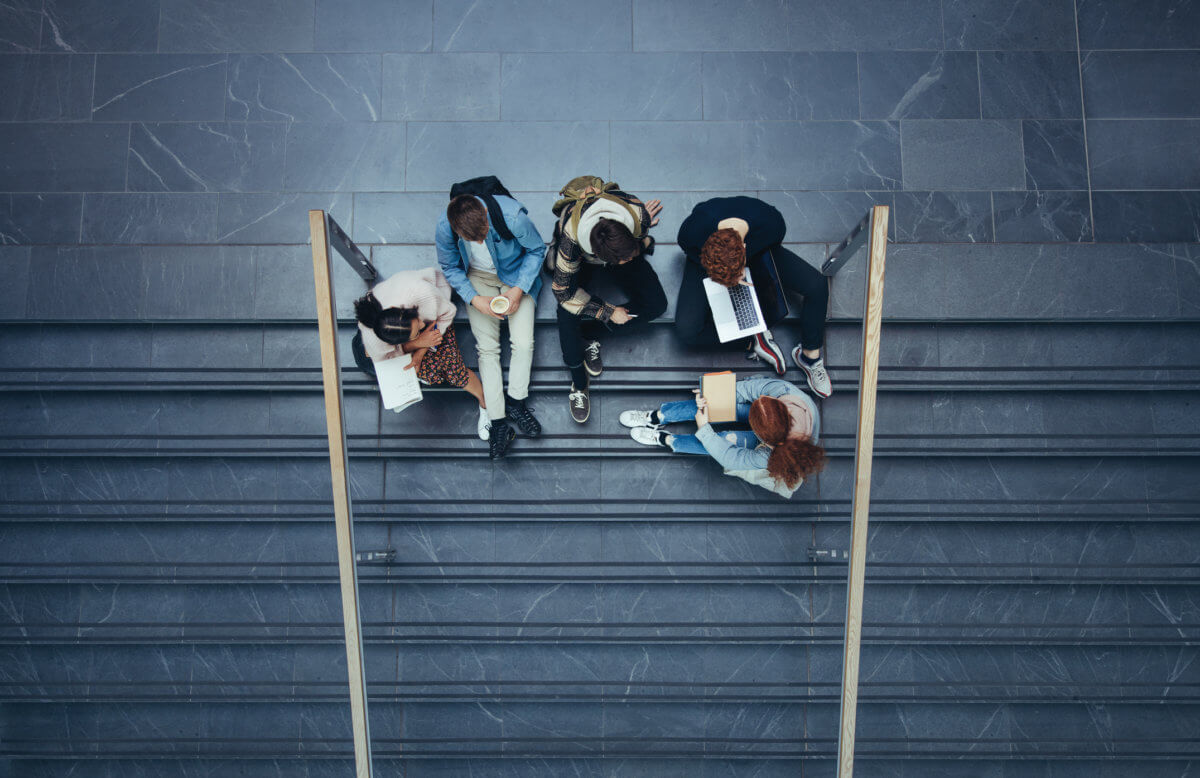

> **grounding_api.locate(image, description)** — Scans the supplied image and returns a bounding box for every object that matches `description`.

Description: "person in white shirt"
[436,193,546,459]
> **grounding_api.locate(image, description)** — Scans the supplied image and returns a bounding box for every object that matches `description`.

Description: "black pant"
[674,246,828,351]
[558,256,668,387]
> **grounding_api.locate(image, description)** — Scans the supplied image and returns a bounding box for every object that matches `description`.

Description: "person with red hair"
[675,196,833,399]
[619,376,825,498]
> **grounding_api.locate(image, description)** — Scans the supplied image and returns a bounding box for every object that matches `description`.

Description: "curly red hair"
[700,228,746,287]
[748,396,827,488]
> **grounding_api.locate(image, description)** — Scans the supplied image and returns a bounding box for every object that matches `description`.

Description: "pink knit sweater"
[358,267,457,362]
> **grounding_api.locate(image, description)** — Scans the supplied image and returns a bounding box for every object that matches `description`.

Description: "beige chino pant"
[466,270,535,422]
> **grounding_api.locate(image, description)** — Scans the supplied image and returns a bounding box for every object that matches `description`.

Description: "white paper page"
[373,352,423,411]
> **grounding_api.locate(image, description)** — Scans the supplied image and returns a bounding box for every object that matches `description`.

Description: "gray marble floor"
[1,0,1199,775]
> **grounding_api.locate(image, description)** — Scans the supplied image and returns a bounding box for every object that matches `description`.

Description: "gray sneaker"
[793,347,832,398]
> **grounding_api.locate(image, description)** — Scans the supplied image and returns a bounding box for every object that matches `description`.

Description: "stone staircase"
[2,238,1198,775]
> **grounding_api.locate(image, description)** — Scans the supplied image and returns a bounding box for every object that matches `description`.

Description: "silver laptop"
[703,267,767,343]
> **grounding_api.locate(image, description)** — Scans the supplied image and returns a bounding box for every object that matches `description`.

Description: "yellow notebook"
[701,371,737,423]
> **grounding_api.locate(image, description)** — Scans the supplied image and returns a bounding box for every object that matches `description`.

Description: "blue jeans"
[657,398,756,456]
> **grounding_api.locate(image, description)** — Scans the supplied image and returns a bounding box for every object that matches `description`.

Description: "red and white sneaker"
[749,330,786,376]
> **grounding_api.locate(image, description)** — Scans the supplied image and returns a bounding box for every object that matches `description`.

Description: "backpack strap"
[480,194,514,242]
[562,188,644,245]
[449,176,517,242]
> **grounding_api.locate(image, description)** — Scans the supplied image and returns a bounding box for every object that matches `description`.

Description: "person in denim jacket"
[436,193,545,459]
[619,376,826,498]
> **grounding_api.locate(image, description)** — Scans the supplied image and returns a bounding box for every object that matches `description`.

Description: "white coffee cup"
[489,296,511,315]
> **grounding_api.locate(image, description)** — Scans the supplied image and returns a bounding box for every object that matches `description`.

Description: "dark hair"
[701,228,746,287]
[748,395,827,488]
[354,293,420,346]
[589,218,640,265]
[447,195,489,242]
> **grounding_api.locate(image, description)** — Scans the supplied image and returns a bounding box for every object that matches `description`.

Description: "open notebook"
[373,352,423,412]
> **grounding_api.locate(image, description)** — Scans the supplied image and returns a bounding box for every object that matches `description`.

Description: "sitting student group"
[351,175,833,496]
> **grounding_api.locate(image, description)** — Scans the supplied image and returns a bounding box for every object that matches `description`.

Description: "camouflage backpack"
[552,175,645,243]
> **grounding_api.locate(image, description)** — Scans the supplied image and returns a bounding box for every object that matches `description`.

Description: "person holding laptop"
[436,185,545,459]
[354,266,489,434]
[674,196,832,398]
[618,376,825,498]
[550,175,667,423]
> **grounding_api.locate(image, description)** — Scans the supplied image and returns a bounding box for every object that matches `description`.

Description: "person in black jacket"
[674,196,832,397]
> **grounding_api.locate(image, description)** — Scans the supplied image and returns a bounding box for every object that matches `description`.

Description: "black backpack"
[449,175,515,242]
[350,331,376,379]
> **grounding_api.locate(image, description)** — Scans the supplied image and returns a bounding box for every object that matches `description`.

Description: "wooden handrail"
[309,210,374,777]
[836,205,889,777]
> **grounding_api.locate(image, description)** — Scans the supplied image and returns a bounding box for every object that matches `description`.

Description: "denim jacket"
[434,195,546,305]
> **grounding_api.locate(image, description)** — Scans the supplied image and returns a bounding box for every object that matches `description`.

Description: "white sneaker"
[477,407,491,441]
[792,347,832,398]
[619,409,659,429]
[630,427,669,447]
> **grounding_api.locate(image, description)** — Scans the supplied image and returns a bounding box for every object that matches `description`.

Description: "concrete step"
[7,242,1198,324]
[3,581,1197,645]
[2,456,1194,522]
[2,699,1198,760]
[5,758,1199,777]
[2,321,1197,393]
[6,642,1198,705]
[2,521,1197,585]
[0,389,1193,457]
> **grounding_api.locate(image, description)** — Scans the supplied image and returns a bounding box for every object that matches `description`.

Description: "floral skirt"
[416,324,470,388]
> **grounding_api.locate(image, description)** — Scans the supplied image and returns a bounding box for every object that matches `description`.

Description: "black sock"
[651,409,662,424]
[799,351,820,366]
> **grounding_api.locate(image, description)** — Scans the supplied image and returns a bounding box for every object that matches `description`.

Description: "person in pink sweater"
[354,266,491,444]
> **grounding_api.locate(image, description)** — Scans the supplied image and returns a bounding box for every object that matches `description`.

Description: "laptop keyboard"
[729,284,758,329]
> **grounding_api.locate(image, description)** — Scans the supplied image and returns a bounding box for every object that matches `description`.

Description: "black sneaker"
[568,384,590,424]
[505,394,542,437]
[488,419,516,459]
[583,340,603,377]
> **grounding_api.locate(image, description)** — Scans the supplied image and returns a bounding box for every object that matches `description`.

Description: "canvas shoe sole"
[583,340,603,377]
[630,427,669,447]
